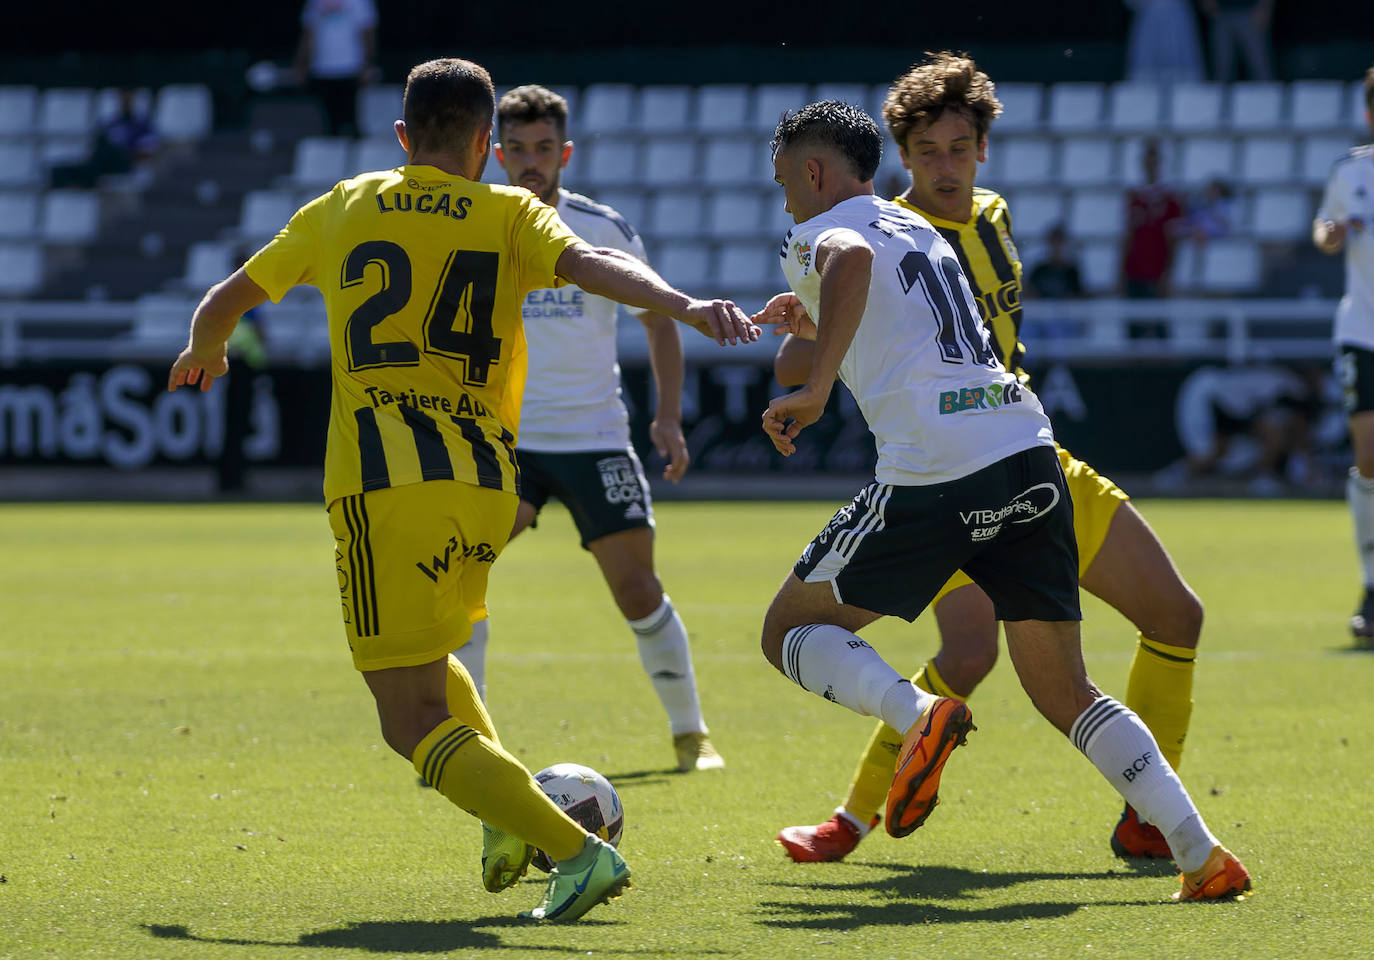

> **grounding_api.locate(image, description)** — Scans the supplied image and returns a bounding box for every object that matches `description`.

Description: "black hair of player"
[497,85,569,142]
[402,58,496,156]
[770,100,882,183]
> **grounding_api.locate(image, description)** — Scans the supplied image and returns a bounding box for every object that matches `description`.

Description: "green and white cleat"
[519,836,631,922]
[481,823,534,893]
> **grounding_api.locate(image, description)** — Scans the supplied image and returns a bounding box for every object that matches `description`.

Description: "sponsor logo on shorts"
[415,536,497,582]
[623,501,647,520]
[960,481,1060,542]
[939,381,1023,415]
[597,455,644,506]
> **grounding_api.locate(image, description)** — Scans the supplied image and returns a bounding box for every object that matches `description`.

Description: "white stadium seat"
[239,190,297,243]
[0,242,43,296]
[1066,188,1125,239]
[1047,83,1105,132]
[38,88,94,137]
[353,137,405,174]
[706,189,766,238]
[357,85,402,139]
[715,240,776,289]
[0,141,40,187]
[752,84,809,132]
[39,189,100,243]
[153,84,212,141]
[1199,238,1261,293]
[1227,83,1284,131]
[184,241,234,288]
[1237,135,1295,185]
[1166,83,1224,132]
[1250,188,1312,241]
[996,137,1054,187]
[580,137,639,187]
[1179,136,1234,186]
[1004,189,1064,241]
[703,136,767,186]
[0,87,37,136]
[1059,138,1116,186]
[1300,134,1358,185]
[993,83,1044,133]
[581,84,635,134]
[1078,242,1120,294]
[1170,240,1200,293]
[640,138,698,187]
[655,240,712,288]
[1107,83,1163,132]
[588,189,646,233]
[645,189,702,238]
[291,137,352,189]
[1289,80,1346,131]
[637,86,692,134]
[42,136,89,167]
[1351,80,1370,132]
[0,191,38,239]
[695,85,750,133]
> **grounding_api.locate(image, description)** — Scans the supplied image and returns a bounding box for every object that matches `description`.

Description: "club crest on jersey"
[794,239,812,269]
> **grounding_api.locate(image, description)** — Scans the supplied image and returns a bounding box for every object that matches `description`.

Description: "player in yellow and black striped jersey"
[168,57,758,922]
[772,52,1221,870]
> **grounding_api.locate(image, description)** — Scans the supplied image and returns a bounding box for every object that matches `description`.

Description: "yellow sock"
[412,717,586,862]
[841,661,957,824]
[1124,634,1195,771]
[445,654,497,742]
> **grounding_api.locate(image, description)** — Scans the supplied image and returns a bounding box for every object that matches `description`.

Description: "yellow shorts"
[931,445,1130,605]
[327,479,517,672]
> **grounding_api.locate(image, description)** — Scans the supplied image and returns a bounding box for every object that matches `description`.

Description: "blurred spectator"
[50,89,159,189]
[1187,177,1236,251]
[293,0,379,137]
[1201,0,1275,82]
[1027,223,1085,299]
[1124,0,1206,84]
[1122,139,1185,300]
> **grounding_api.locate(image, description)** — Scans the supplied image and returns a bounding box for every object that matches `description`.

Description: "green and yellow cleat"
[481,823,534,893]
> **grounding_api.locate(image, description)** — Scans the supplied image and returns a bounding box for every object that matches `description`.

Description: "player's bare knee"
[1147,585,1204,649]
[609,570,663,621]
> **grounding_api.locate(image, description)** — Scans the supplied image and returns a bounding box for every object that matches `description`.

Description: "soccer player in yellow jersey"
[771,52,1211,868]
[167,58,758,922]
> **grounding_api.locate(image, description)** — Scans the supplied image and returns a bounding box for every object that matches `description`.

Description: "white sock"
[1349,468,1374,587]
[453,618,488,703]
[629,595,706,736]
[835,807,874,838]
[780,624,933,733]
[1070,696,1218,873]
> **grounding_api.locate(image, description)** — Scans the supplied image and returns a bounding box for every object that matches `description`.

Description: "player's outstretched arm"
[555,244,760,346]
[168,267,270,393]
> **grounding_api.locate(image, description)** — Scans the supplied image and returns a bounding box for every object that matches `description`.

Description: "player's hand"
[762,386,827,457]
[681,299,761,346]
[167,345,228,393]
[650,418,691,483]
[751,292,817,340]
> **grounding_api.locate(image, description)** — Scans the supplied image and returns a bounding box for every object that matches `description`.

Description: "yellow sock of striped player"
[841,660,957,823]
[1124,634,1195,770]
[412,717,586,862]
[445,653,498,742]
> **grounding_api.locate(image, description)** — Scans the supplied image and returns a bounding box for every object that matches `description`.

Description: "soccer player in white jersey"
[454,84,723,772]
[1314,65,1374,647]
[754,100,1250,901]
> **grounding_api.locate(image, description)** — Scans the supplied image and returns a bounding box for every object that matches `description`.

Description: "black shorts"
[1338,345,1374,415]
[793,445,1081,623]
[517,447,654,548]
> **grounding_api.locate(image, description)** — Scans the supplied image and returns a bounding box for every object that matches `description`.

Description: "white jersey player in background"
[455,84,723,772]
[1314,65,1374,647]
[752,100,1250,901]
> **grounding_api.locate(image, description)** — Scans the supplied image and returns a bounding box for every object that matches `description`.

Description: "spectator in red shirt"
[1121,139,1185,299]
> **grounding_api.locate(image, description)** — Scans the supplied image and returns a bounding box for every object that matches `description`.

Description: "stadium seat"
[581,84,634,134]
[1351,80,1370,132]
[1047,83,1105,132]
[0,141,40,187]
[1107,83,1163,132]
[38,88,94,137]
[153,84,212,141]
[1227,82,1284,131]
[291,137,352,189]
[353,137,405,174]
[996,137,1054,187]
[1004,189,1063,241]
[357,85,402,139]
[1300,134,1359,185]
[1290,80,1346,132]
[1078,241,1120,294]
[1198,238,1261,293]
[239,190,297,243]
[706,189,767,238]
[867,84,890,129]
[1179,136,1235,186]
[1166,83,1225,132]
[0,192,38,239]
[183,241,234,288]
[1170,240,1200,293]
[580,137,639,187]
[0,86,37,136]
[765,195,793,235]
[39,189,100,244]
[703,136,769,186]
[813,84,869,109]
[588,189,647,234]
[1066,188,1125,239]
[1058,137,1116,186]
[640,137,699,187]
[41,136,89,167]
[1237,135,1295,185]
[638,86,692,134]
[1250,187,1312,241]
[994,83,1044,133]
[645,189,702,238]
[715,239,777,289]
[752,84,809,132]
[95,87,152,124]
[0,242,43,297]
[695,85,750,133]
[655,240,712,287]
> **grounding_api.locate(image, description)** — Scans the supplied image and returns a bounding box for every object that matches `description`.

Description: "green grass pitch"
[2,498,1372,958]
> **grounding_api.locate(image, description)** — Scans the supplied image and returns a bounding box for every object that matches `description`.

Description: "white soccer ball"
[531,762,624,872]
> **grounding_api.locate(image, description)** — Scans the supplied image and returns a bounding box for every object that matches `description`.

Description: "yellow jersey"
[246,164,583,504]
[894,189,1025,377]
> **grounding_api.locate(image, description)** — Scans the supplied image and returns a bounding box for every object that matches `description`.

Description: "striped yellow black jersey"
[894,189,1025,377]
[246,163,583,505]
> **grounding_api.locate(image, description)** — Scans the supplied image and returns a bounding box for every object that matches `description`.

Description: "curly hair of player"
[882,51,1003,147]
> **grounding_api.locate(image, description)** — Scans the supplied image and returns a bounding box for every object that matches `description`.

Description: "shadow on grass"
[754,861,1162,930]
[600,768,681,788]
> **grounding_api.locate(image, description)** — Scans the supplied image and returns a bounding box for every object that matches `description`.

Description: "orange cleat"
[1173,845,1252,901]
[885,698,975,838]
[776,813,877,863]
[1111,804,1173,859]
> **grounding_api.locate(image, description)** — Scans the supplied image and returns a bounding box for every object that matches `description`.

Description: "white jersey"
[1317,143,1374,350]
[779,194,1054,486]
[517,189,649,451]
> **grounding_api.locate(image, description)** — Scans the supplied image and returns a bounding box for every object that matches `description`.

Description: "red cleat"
[1111,804,1173,859]
[776,813,876,863]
